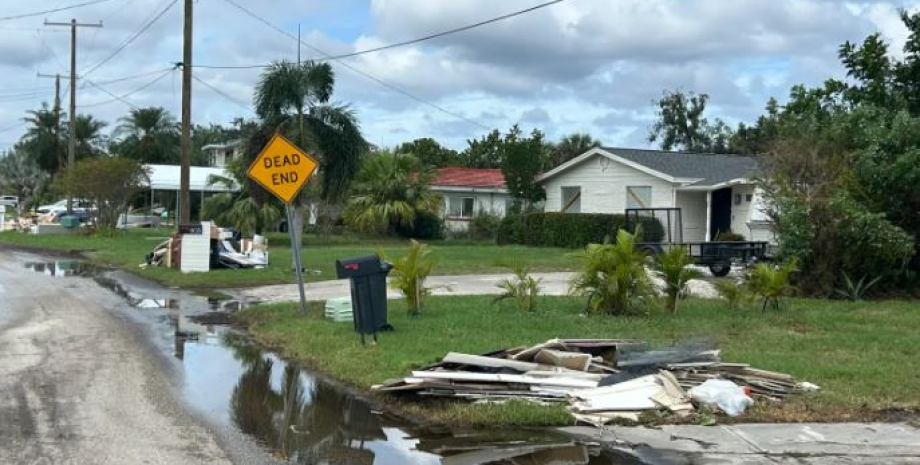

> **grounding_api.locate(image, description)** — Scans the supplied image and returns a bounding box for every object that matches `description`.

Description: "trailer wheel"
[708,263,731,277]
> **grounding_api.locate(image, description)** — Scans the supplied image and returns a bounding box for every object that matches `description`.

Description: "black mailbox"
[335,254,394,343]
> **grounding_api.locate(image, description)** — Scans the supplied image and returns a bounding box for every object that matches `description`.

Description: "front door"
[709,188,732,240]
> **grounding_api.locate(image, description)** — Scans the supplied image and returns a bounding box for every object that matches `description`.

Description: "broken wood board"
[410,371,598,389]
[534,349,592,371]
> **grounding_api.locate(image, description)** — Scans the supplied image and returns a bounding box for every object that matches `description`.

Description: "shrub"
[54,158,148,235]
[493,256,542,313]
[383,240,436,316]
[654,247,703,314]
[396,210,444,240]
[834,273,882,301]
[713,279,750,310]
[498,212,664,248]
[568,229,655,315]
[469,209,503,241]
[715,231,746,242]
[746,259,798,311]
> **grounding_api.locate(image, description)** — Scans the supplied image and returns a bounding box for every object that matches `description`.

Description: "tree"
[459,129,503,168]
[253,60,367,261]
[21,103,64,173]
[395,137,459,168]
[54,157,148,234]
[112,107,180,164]
[499,125,547,207]
[72,114,108,159]
[200,157,282,236]
[568,229,655,315]
[648,90,732,153]
[343,152,441,233]
[550,133,600,167]
[0,145,49,208]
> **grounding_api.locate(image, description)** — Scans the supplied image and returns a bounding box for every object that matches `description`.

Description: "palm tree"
[112,107,180,164]
[72,114,108,159]
[551,133,600,167]
[21,103,63,173]
[0,145,50,208]
[200,157,282,236]
[252,60,367,261]
[344,152,441,233]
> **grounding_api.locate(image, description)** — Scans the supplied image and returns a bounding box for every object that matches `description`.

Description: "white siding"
[543,155,676,214]
[675,191,708,242]
[730,184,757,239]
[433,188,512,232]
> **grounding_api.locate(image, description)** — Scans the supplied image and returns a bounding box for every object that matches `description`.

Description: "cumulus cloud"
[0,0,918,152]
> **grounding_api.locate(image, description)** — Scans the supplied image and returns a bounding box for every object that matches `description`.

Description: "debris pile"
[373,338,818,426]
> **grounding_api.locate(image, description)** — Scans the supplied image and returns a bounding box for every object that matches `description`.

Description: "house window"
[746,194,753,203]
[561,187,581,213]
[626,186,652,209]
[734,194,742,206]
[225,149,234,161]
[448,196,475,219]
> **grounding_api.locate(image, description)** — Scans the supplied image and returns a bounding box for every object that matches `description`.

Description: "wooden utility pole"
[45,19,102,214]
[179,0,193,225]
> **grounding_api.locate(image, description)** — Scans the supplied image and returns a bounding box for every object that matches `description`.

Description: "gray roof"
[601,147,760,186]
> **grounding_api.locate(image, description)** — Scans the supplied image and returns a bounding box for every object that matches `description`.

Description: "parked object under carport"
[335,254,394,344]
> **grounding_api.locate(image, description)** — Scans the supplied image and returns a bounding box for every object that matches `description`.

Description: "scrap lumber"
[441,352,547,372]
[410,371,598,389]
[534,349,592,371]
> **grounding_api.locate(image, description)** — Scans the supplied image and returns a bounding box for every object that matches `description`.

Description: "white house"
[202,140,243,168]
[429,168,512,231]
[538,147,774,243]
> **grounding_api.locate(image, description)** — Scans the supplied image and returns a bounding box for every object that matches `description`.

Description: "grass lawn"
[0,228,578,289]
[238,295,920,427]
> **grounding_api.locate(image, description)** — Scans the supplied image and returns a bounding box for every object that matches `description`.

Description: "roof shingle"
[431,168,506,189]
[601,147,760,186]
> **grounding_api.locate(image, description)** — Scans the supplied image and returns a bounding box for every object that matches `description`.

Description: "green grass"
[238,295,920,427]
[0,228,578,289]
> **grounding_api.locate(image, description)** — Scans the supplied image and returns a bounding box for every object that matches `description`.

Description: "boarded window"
[448,197,475,218]
[561,187,581,213]
[626,186,652,209]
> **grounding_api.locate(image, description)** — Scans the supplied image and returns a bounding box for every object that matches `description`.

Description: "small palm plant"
[568,229,655,315]
[655,247,703,314]
[494,257,542,313]
[713,279,751,310]
[834,273,882,301]
[746,259,798,312]
[385,239,435,316]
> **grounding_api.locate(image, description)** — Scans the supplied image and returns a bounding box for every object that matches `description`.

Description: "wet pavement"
[15,257,640,464]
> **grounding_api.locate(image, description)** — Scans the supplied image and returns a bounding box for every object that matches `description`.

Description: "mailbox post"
[335,254,394,344]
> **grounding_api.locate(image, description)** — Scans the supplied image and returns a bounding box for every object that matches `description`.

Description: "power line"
[197,0,565,70]
[191,73,252,114]
[220,0,490,131]
[80,68,173,108]
[0,0,117,22]
[80,0,178,78]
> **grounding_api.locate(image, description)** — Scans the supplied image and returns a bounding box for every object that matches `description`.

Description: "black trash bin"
[335,254,394,343]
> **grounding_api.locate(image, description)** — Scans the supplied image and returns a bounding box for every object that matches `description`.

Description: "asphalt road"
[0,249,232,464]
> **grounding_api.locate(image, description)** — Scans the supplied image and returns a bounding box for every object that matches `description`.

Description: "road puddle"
[25,258,643,464]
[22,260,102,277]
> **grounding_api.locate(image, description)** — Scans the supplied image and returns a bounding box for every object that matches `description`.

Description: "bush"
[496,212,664,248]
[654,247,703,314]
[469,210,503,241]
[715,231,746,242]
[568,229,655,315]
[383,240,436,316]
[747,259,798,311]
[493,256,541,313]
[395,210,444,240]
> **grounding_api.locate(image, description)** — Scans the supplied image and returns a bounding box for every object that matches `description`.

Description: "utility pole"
[179,0,193,226]
[45,18,102,214]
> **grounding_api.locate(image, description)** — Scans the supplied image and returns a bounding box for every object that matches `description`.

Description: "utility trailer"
[625,208,770,277]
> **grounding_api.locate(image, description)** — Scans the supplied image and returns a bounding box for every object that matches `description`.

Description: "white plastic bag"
[688,379,753,416]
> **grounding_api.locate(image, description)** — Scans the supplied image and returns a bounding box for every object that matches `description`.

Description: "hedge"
[497,212,665,248]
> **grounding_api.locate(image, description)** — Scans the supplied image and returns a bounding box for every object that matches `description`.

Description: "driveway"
[233,271,720,304]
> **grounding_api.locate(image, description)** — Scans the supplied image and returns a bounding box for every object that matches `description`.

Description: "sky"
[0,0,918,152]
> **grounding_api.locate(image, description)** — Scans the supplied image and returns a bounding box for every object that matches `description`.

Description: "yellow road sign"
[247,133,319,204]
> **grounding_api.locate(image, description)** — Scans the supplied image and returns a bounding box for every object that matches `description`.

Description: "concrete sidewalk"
[232,271,719,304]
[561,422,920,464]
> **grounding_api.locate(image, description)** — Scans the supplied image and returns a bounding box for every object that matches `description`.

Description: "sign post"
[247,133,319,313]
